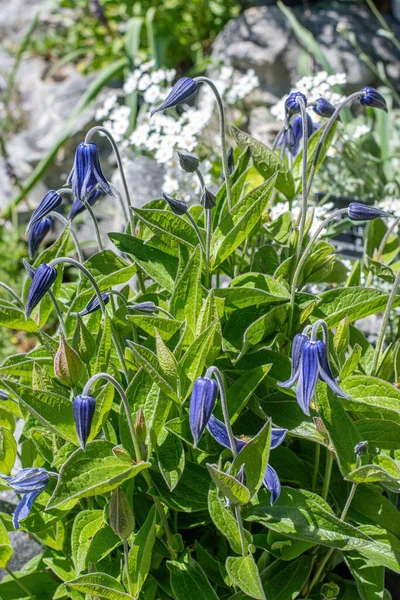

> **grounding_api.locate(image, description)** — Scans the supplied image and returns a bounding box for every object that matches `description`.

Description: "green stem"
[58,187,103,252]
[5,567,35,600]
[296,97,310,258]
[235,505,248,557]
[205,209,212,288]
[0,282,24,308]
[194,77,232,210]
[311,443,321,493]
[123,539,132,596]
[49,211,84,263]
[372,266,400,374]
[366,215,400,287]
[186,213,205,253]
[322,451,333,502]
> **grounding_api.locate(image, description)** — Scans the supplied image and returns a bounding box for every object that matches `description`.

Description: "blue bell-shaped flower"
[189,376,218,448]
[68,142,113,201]
[28,217,53,259]
[26,190,62,233]
[25,263,57,318]
[73,394,96,450]
[359,87,388,112]
[151,77,198,117]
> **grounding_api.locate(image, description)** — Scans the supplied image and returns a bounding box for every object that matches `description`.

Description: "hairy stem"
[372,266,400,374]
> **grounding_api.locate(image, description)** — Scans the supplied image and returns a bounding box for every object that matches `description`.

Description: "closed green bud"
[112,445,135,464]
[72,314,96,363]
[135,408,147,444]
[54,335,85,387]
[109,487,135,539]
[177,151,200,173]
[321,582,340,599]
[334,316,349,354]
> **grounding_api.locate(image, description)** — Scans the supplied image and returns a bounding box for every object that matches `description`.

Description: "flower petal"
[13,490,42,529]
[263,465,281,505]
[316,340,350,398]
[296,341,319,416]
[207,415,245,453]
[189,377,218,447]
[271,428,288,449]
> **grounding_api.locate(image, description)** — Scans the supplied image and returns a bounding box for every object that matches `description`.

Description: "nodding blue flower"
[68,142,113,201]
[76,292,110,317]
[0,468,49,529]
[279,338,349,416]
[131,301,157,313]
[28,217,53,259]
[162,193,188,216]
[285,91,307,120]
[73,394,96,450]
[359,87,388,112]
[150,77,198,117]
[348,202,390,221]
[26,190,62,233]
[313,98,340,120]
[190,376,218,448]
[207,415,287,505]
[291,114,316,156]
[25,263,57,319]
[68,188,104,221]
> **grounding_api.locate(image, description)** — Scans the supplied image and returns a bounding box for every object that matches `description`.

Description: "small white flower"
[162,174,180,194]
[144,84,163,104]
[138,73,152,91]
[155,145,175,164]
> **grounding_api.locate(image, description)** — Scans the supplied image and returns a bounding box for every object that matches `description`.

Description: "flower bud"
[348,202,389,221]
[285,91,307,120]
[359,87,388,112]
[200,188,216,210]
[0,390,9,400]
[25,263,57,319]
[76,292,110,317]
[131,301,157,314]
[54,335,85,387]
[135,408,147,444]
[109,487,135,540]
[73,394,96,450]
[313,98,339,120]
[26,190,62,233]
[151,77,198,117]
[190,376,218,447]
[28,217,53,259]
[177,151,200,173]
[162,193,188,216]
[68,141,113,200]
[354,441,368,456]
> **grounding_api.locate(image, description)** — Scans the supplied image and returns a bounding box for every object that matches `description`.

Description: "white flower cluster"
[94,60,259,196]
[271,71,347,122]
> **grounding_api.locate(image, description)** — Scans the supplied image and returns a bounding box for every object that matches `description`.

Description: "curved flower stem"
[57,187,103,252]
[307,454,361,596]
[196,168,212,286]
[156,306,174,319]
[85,126,135,233]
[82,372,176,558]
[296,97,310,258]
[372,266,400,374]
[365,215,400,287]
[109,182,129,227]
[288,208,348,333]
[306,92,361,198]
[48,290,67,338]
[194,77,232,210]
[185,213,205,253]
[272,125,284,152]
[205,365,248,557]
[48,211,84,263]
[0,282,24,309]
[48,257,129,379]
[310,319,328,344]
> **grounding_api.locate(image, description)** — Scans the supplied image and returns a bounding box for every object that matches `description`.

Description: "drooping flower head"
[150,77,198,117]
[279,321,349,416]
[28,217,53,259]
[73,394,96,450]
[359,87,388,112]
[177,151,200,174]
[0,468,49,529]
[75,292,110,317]
[290,114,316,156]
[207,416,287,505]
[26,190,62,233]
[162,193,188,216]
[190,376,218,448]
[312,98,339,120]
[200,187,216,210]
[285,91,307,120]
[25,263,57,319]
[68,142,113,201]
[68,188,104,221]
[131,301,157,314]
[348,202,389,221]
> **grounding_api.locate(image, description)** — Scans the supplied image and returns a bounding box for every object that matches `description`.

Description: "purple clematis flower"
[207,415,287,505]
[190,376,218,448]
[348,202,389,221]
[0,468,49,529]
[28,217,53,259]
[75,292,110,317]
[359,87,387,112]
[73,394,96,450]
[151,77,198,117]
[26,190,62,233]
[68,142,113,201]
[285,91,307,120]
[25,263,57,319]
[68,188,104,221]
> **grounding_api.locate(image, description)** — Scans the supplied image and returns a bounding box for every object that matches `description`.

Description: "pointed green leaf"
[231,419,272,498]
[72,510,104,575]
[66,573,132,599]
[207,464,251,505]
[167,551,219,600]
[128,505,157,597]
[208,486,251,554]
[226,554,266,600]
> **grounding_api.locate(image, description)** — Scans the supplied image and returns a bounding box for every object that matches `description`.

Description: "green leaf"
[214,280,289,311]
[1,380,78,443]
[340,343,363,379]
[167,551,219,600]
[78,251,136,298]
[0,301,38,332]
[313,287,400,328]
[349,485,400,540]
[170,245,203,336]
[261,555,313,599]
[0,427,16,475]
[358,524,400,573]
[109,232,178,291]
[151,462,209,512]
[127,314,181,342]
[345,456,400,488]
[109,488,135,540]
[356,419,400,451]
[206,464,251,505]
[208,486,251,554]
[365,255,395,283]
[66,573,132,600]
[180,321,219,399]
[132,207,200,249]
[341,375,400,416]
[128,505,156,597]
[211,177,277,268]
[231,127,294,199]
[127,341,178,402]
[47,440,150,509]
[0,519,12,569]
[71,510,104,575]
[344,552,385,600]
[238,304,288,359]
[123,369,161,446]
[89,383,115,443]
[231,419,272,498]
[316,384,361,475]
[156,432,185,491]
[226,554,266,600]
[245,488,371,550]
[156,331,180,379]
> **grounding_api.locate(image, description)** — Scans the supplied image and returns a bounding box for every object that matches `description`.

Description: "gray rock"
[112,155,165,209]
[212,5,400,100]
